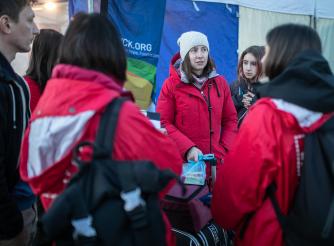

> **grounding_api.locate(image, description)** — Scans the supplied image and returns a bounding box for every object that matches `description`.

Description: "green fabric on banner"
[127,57,157,91]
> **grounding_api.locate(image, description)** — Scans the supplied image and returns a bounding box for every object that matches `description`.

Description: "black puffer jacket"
[0,52,30,239]
[230,79,257,127]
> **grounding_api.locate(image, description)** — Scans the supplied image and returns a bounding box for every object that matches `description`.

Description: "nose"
[196,50,204,58]
[33,22,39,35]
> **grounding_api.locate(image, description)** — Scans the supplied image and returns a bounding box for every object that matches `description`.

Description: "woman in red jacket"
[24,29,63,111]
[20,13,182,246]
[212,24,334,246]
[157,31,237,173]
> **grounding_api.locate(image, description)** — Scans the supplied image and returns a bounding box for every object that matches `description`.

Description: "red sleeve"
[24,76,41,112]
[156,79,195,159]
[219,77,238,152]
[211,103,279,229]
[113,101,183,196]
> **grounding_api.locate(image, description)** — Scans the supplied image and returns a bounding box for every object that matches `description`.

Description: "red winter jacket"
[20,64,182,246]
[24,76,41,112]
[157,53,237,169]
[211,98,332,246]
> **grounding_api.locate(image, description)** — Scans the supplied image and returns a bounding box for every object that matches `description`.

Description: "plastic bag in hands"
[181,154,215,185]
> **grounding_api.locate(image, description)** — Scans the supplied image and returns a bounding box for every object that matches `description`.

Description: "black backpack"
[268,116,334,246]
[39,98,179,246]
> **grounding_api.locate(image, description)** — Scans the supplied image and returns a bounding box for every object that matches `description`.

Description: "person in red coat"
[211,24,334,246]
[157,31,237,174]
[24,29,63,111]
[19,13,182,246]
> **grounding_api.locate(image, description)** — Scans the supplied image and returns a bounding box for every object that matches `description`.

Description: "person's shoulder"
[115,101,175,153]
[118,101,158,132]
[250,98,277,112]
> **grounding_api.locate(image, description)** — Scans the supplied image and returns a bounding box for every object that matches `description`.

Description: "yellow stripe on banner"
[125,71,153,110]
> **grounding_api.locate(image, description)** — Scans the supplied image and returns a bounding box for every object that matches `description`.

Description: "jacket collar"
[52,64,124,93]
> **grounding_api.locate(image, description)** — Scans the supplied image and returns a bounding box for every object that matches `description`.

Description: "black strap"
[93,98,126,159]
[94,98,152,245]
[267,183,286,228]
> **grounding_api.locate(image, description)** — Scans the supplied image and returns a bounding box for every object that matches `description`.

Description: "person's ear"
[0,15,12,34]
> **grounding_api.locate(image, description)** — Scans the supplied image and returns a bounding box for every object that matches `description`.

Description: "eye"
[201,47,208,52]
[243,60,248,65]
[190,47,198,53]
[251,61,257,66]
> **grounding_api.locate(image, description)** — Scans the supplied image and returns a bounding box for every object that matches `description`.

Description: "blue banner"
[155,0,239,102]
[68,0,88,17]
[106,0,166,66]
[68,0,101,17]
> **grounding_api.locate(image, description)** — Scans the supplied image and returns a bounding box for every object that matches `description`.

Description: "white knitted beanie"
[177,31,209,60]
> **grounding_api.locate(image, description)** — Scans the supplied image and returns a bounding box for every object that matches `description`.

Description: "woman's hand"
[242,91,255,109]
[186,147,203,162]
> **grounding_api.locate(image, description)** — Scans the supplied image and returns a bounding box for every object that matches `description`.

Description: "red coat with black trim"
[211,98,332,246]
[157,53,237,168]
[19,64,182,246]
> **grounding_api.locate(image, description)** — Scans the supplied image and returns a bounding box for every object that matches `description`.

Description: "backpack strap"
[93,97,126,159]
[267,183,287,229]
[93,97,154,245]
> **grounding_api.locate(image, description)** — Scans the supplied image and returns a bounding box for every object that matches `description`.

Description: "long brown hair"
[237,45,264,83]
[264,24,322,80]
[181,54,215,84]
[26,29,63,92]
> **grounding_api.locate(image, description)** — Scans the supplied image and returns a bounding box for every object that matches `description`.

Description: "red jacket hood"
[169,53,182,80]
[20,64,134,194]
[52,64,124,90]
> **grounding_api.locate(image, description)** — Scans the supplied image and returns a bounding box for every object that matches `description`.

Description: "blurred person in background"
[25,29,63,112]
[0,0,39,245]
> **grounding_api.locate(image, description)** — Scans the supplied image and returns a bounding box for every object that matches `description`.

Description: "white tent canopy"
[195,0,334,71]
[195,0,334,19]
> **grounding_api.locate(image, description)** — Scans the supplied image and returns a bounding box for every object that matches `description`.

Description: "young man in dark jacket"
[0,0,39,245]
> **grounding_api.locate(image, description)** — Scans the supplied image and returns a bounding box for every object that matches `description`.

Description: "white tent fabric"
[238,6,334,72]
[316,0,334,19]
[195,0,314,16]
[317,18,334,71]
[194,0,334,19]
[238,6,311,55]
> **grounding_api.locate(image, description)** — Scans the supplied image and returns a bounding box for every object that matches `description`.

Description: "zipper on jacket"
[8,84,17,129]
[13,80,27,140]
[199,85,213,153]
[13,80,28,168]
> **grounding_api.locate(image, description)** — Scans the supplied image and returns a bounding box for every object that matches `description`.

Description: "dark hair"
[181,54,215,84]
[237,45,265,83]
[26,29,63,92]
[264,23,322,79]
[0,0,35,22]
[58,13,127,83]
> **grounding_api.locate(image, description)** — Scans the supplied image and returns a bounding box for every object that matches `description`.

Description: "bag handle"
[93,97,126,159]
